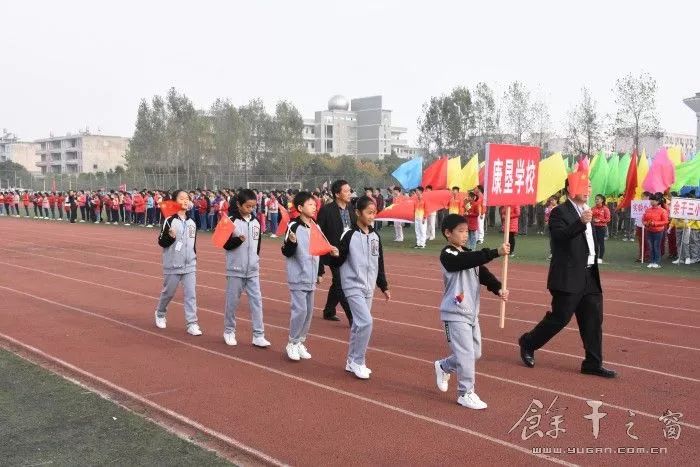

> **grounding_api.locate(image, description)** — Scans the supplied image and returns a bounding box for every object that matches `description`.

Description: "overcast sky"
[2,0,698,144]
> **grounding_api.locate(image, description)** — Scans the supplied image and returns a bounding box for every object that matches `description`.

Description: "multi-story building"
[611,132,696,157]
[0,131,40,172]
[304,95,414,160]
[35,133,129,175]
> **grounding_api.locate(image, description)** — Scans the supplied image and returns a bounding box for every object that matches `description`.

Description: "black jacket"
[316,201,357,275]
[547,201,601,294]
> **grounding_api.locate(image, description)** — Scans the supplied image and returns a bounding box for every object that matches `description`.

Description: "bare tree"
[612,72,661,154]
[503,81,533,144]
[530,98,551,151]
[566,87,602,157]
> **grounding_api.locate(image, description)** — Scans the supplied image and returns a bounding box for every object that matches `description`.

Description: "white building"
[0,131,40,172]
[612,132,696,157]
[303,95,414,160]
[35,133,129,175]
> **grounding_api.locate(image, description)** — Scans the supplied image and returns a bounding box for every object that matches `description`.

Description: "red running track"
[0,217,697,466]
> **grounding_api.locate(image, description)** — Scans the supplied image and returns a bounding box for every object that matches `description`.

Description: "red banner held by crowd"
[375,199,416,223]
[212,215,235,248]
[483,144,540,207]
[423,189,452,215]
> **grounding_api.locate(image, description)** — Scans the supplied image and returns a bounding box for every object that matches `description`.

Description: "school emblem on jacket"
[252,225,260,240]
[453,292,464,306]
[188,225,196,238]
[370,238,379,256]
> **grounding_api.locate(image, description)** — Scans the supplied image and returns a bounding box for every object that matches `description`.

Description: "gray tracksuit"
[332,226,388,366]
[437,246,502,396]
[222,214,264,336]
[155,214,198,325]
[281,220,321,343]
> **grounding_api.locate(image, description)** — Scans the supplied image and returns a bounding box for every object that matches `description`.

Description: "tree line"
[416,72,662,161]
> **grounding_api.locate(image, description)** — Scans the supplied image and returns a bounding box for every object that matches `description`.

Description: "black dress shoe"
[581,366,617,378]
[323,315,341,322]
[518,334,535,368]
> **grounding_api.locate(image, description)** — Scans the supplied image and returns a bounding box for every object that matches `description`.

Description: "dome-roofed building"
[328,95,349,111]
[300,95,416,160]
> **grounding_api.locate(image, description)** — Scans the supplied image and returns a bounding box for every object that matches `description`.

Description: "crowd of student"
[2,185,699,268]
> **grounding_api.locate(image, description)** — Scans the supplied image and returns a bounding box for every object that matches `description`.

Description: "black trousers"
[523,268,603,369]
[593,226,606,259]
[70,205,77,223]
[509,232,516,254]
[322,265,352,322]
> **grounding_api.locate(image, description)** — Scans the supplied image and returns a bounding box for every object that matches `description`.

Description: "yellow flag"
[668,146,682,166]
[446,156,462,189]
[635,149,649,199]
[536,152,568,203]
[459,154,479,192]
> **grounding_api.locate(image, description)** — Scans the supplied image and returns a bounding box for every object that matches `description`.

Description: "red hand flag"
[375,199,416,223]
[566,165,590,198]
[160,200,180,218]
[277,205,290,236]
[212,215,236,248]
[309,222,334,256]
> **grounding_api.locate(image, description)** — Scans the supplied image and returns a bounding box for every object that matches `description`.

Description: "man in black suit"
[317,179,356,324]
[518,179,616,378]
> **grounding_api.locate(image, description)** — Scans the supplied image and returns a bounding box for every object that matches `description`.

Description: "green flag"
[605,153,620,197]
[589,151,609,206]
[671,154,700,191]
[617,152,631,195]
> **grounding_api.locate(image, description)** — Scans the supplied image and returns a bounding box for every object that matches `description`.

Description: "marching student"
[21,190,30,217]
[265,192,279,237]
[281,191,339,361]
[92,193,102,223]
[56,192,64,220]
[15,191,21,217]
[433,214,509,410]
[221,189,271,348]
[591,194,611,264]
[0,192,5,216]
[154,189,202,336]
[331,195,391,379]
[474,185,486,244]
[48,192,56,219]
[413,186,427,249]
[111,191,120,224]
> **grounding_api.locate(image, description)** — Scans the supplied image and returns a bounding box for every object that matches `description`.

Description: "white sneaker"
[346,361,371,379]
[105,222,111,225]
[672,259,681,265]
[458,391,488,410]
[124,223,130,226]
[147,224,153,228]
[297,343,312,360]
[286,342,300,361]
[186,323,203,336]
[154,312,166,329]
[434,361,450,392]
[270,234,277,238]
[654,263,661,269]
[685,258,692,265]
[223,332,237,346]
[252,336,271,348]
[647,263,654,268]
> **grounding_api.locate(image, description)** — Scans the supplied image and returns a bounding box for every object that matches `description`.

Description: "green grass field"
[0,348,232,466]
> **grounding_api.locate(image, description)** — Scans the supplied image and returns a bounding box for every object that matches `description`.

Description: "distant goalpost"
[246,181,302,192]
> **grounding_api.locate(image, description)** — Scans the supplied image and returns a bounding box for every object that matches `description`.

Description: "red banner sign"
[483,144,540,206]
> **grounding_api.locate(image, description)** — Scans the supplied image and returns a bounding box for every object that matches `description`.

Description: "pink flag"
[642,148,675,193]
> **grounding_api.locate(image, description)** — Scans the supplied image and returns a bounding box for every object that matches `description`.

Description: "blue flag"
[391,157,423,190]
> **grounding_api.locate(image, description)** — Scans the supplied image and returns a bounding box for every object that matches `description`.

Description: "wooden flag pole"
[499,206,510,329]
[641,225,645,264]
